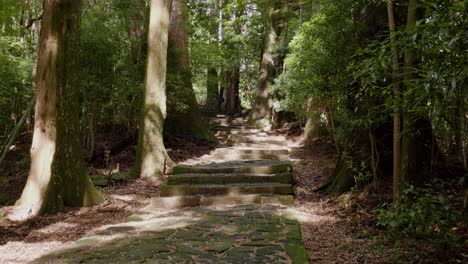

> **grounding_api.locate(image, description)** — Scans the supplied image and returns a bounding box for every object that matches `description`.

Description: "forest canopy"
[0,0,466,262]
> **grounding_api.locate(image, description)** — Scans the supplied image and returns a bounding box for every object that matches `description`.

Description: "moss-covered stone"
[90,174,109,187]
[204,240,232,253]
[127,214,144,222]
[109,172,137,181]
[285,240,309,264]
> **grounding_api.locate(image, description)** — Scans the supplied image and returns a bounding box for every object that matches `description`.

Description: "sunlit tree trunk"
[136,0,173,178]
[15,0,102,219]
[387,0,401,201]
[165,0,213,140]
[249,1,279,127]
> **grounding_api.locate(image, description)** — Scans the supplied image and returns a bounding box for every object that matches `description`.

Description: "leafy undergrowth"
[290,136,467,263]
[375,183,466,263]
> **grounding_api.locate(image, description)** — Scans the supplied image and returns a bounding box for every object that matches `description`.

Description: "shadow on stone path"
[31,116,309,263]
[34,205,307,263]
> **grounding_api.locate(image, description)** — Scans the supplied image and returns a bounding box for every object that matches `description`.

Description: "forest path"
[34,116,309,263]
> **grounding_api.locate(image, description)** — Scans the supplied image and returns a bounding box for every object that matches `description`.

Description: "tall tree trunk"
[136,0,173,178]
[387,0,402,201]
[249,1,279,127]
[224,3,244,117]
[14,0,102,219]
[205,67,219,115]
[204,0,219,116]
[165,0,213,140]
[221,69,231,113]
[401,0,434,187]
[226,66,241,116]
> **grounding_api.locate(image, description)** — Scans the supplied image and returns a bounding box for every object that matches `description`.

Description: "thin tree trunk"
[222,69,232,113]
[387,0,401,201]
[0,98,35,167]
[14,0,102,219]
[136,0,174,178]
[226,66,241,115]
[205,67,219,115]
[400,0,419,187]
[369,127,379,184]
[204,0,219,116]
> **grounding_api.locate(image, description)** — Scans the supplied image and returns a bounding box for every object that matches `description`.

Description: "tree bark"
[205,67,219,115]
[165,0,213,140]
[226,66,241,116]
[136,0,174,178]
[15,0,102,219]
[204,0,220,116]
[400,0,435,187]
[387,0,402,201]
[223,67,241,116]
[249,1,279,127]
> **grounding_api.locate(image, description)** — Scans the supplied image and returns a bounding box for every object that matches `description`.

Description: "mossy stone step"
[214,147,289,156]
[213,124,254,129]
[213,153,289,161]
[261,195,294,205]
[167,172,292,185]
[229,134,286,141]
[234,142,289,148]
[228,136,287,146]
[173,160,292,175]
[228,131,269,136]
[147,195,295,209]
[215,126,262,132]
[160,183,293,197]
[148,195,262,209]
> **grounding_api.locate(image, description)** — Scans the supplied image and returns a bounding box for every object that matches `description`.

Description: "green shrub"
[376,185,462,241]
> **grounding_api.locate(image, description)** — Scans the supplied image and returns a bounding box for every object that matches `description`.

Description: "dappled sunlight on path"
[32,204,306,263]
[2,115,311,263]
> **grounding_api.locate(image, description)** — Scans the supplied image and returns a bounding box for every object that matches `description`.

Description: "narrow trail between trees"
[33,116,309,263]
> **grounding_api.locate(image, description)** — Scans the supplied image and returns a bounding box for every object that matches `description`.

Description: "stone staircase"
[31,116,310,264]
[151,116,294,209]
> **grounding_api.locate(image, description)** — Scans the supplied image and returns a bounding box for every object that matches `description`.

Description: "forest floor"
[290,139,392,263]
[0,123,463,263]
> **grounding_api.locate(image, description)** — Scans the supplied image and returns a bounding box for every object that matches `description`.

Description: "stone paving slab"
[34,205,309,264]
[174,160,292,174]
[167,172,292,185]
[214,147,290,155]
[159,182,293,197]
[213,153,290,161]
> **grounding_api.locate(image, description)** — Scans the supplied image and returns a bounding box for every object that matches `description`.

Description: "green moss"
[90,175,109,187]
[285,240,309,264]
